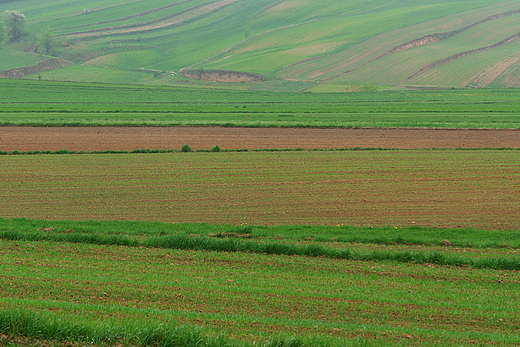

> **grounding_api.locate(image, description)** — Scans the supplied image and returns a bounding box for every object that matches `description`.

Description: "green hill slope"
[1,0,519,90]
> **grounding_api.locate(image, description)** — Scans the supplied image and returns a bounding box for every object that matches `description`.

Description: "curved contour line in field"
[54,0,198,32]
[57,0,238,39]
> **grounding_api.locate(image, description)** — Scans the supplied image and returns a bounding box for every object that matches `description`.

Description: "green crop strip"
[2,231,519,271]
[0,218,519,271]
[1,79,520,128]
[2,218,520,249]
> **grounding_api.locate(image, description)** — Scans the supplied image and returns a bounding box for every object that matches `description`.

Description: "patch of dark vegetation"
[181,143,194,152]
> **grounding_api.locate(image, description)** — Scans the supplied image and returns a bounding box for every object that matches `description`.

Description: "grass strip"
[0,229,517,271]
[2,218,519,250]
[1,80,520,129]
[0,229,138,246]
[0,309,375,347]
[0,309,237,347]
[143,234,520,271]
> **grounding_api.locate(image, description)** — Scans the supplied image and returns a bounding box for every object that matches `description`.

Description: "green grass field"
[1,79,520,128]
[24,65,157,84]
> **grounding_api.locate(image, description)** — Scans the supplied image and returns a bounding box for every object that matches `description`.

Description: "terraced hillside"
[1,0,519,90]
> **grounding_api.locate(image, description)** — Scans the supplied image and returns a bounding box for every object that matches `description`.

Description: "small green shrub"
[211,145,221,152]
[181,144,193,152]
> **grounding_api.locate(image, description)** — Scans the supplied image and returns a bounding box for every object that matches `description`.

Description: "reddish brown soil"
[1,127,519,151]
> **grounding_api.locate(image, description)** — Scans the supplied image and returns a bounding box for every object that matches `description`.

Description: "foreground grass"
[0,231,519,346]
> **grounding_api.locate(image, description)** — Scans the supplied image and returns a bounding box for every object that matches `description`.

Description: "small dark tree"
[36,27,56,55]
[2,10,26,43]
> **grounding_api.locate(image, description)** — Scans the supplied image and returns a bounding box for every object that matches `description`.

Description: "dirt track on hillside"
[1,127,519,151]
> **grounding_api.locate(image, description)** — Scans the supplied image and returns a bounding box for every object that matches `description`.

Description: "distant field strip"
[0,50,47,71]
[469,54,520,87]
[0,58,73,78]
[1,151,518,229]
[4,0,520,88]
[272,0,520,88]
[1,80,520,129]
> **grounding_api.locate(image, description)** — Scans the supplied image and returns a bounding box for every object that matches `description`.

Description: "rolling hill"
[1,0,520,91]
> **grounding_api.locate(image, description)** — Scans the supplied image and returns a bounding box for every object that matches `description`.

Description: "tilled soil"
[1,126,519,151]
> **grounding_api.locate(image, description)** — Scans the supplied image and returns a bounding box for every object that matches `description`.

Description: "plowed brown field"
[1,126,519,151]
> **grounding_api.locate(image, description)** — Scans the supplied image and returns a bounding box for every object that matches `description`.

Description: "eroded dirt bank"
[1,127,519,152]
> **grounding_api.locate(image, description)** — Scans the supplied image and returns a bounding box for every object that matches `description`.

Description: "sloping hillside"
[1,0,519,90]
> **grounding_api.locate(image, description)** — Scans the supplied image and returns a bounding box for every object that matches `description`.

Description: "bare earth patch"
[1,127,519,151]
[468,54,520,87]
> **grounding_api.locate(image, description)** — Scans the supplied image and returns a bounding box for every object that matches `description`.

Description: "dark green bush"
[181,144,194,152]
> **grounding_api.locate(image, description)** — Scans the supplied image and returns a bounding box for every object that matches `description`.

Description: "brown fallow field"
[1,126,519,151]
